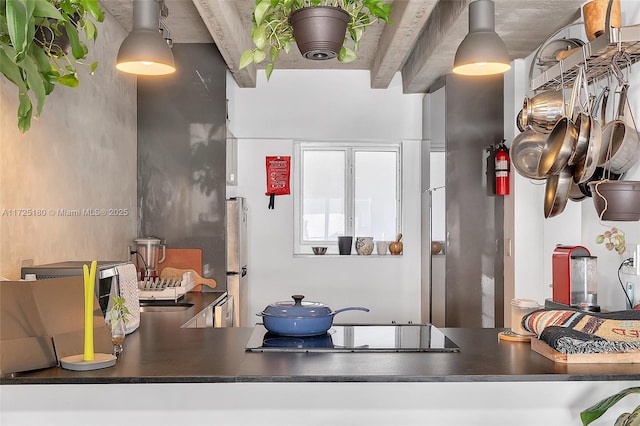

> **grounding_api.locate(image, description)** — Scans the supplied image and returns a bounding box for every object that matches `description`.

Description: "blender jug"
[133,237,166,279]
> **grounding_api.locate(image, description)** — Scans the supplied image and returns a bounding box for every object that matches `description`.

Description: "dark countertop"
[4,292,640,385]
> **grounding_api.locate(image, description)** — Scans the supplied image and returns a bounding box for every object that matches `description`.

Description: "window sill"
[294,254,403,258]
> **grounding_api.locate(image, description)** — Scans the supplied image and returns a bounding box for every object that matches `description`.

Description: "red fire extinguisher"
[495,141,510,196]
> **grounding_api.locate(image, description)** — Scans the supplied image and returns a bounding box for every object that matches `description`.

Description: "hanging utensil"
[544,166,574,218]
[538,68,583,177]
[573,83,606,184]
[599,54,640,174]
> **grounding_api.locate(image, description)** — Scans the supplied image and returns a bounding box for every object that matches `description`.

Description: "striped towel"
[522,308,640,354]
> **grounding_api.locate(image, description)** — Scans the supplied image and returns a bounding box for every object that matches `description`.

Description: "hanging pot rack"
[530,0,640,92]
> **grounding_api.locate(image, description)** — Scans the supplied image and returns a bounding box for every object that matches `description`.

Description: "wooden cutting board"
[531,337,640,364]
[159,248,203,291]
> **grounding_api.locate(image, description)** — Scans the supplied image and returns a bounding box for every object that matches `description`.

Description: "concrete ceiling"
[102,0,585,93]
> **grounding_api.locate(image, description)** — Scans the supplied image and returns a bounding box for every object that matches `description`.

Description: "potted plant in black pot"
[0,0,105,133]
[239,0,393,80]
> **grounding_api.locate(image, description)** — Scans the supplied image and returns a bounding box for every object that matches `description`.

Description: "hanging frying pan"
[544,166,573,218]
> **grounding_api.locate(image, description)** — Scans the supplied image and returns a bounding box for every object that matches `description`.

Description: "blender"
[132,237,166,280]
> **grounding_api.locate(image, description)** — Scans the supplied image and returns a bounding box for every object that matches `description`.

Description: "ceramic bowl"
[312,247,327,255]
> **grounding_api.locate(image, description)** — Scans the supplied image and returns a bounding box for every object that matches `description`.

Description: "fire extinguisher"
[495,141,510,196]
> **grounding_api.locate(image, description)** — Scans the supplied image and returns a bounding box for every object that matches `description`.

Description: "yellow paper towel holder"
[60,261,116,371]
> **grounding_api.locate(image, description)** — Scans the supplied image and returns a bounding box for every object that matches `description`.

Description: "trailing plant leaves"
[29,46,56,93]
[253,25,267,49]
[32,0,64,20]
[18,91,34,133]
[84,19,97,41]
[581,387,640,425]
[338,45,356,62]
[20,49,47,117]
[270,45,279,63]
[239,50,255,69]
[81,0,105,22]
[0,46,27,89]
[265,62,273,80]
[63,21,85,59]
[254,0,271,26]
[57,72,79,87]
[6,0,35,61]
[253,49,266,64]
[89,61,97,74]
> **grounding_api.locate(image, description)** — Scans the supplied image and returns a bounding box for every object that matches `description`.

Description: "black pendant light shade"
[453,0,510,76]
[116,0,176,76]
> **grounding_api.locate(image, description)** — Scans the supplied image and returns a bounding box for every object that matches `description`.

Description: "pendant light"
[452,0,510,76]
[116,0,176,76]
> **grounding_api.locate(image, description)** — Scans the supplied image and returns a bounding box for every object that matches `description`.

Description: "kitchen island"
[2,292,639,425]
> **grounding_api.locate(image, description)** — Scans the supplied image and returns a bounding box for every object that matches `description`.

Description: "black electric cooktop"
[245,324,460,353]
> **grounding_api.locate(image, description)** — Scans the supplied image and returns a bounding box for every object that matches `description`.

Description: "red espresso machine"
[552,245,591,306]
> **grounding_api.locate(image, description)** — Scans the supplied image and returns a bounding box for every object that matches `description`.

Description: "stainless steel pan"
[573,87,606,184]
[538,71,583,177]
[544,166,573,218]
[599,84,640,174]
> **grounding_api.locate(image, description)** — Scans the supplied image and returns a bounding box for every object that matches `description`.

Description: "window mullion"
[346,148,354,236]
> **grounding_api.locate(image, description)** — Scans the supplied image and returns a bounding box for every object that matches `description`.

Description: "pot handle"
[331,307,370,316]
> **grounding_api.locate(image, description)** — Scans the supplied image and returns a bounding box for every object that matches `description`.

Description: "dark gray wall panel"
[138,43,227,290]
[445,73,504,328]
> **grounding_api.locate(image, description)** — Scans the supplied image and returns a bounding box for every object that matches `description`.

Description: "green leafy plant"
[596,226,626,255]
[109,295,130,324]
[0,0,105,133]
[580,387,640,425]
[239,0,392,80]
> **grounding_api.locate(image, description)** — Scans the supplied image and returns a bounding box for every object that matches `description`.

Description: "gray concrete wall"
[0,11,137,279]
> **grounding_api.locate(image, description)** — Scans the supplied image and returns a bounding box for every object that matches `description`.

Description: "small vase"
[338,236,353,255]
[111,317,126,356]
[355,237,374,255]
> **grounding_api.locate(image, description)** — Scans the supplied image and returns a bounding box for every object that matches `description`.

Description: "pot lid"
[262,295,332,318]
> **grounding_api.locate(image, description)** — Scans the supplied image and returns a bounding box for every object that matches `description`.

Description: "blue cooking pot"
[257,295,369,336]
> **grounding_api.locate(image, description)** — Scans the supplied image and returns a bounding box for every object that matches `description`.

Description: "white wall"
[510,0,640,311]
[226,70,423,324]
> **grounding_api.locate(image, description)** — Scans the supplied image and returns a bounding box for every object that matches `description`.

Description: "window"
[294,142,402,254]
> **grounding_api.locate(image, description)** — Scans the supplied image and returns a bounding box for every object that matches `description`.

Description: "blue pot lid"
[262,295,332,318]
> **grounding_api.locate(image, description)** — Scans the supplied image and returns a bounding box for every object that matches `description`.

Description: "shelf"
[530,24,640,92]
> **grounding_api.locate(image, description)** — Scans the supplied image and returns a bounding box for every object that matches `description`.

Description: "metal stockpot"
[522,90,565,133]
[257,295,369,336]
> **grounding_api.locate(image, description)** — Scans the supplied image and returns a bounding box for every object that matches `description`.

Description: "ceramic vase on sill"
[355,237,374,255]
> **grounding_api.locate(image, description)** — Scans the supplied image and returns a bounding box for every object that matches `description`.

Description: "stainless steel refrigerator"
[226,197,248,327]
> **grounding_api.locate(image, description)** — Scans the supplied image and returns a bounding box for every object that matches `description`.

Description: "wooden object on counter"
[159,248,203,290]
[531,337,640,363]
[160,267,217,290]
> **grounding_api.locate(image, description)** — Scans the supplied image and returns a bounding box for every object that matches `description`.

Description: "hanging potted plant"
[0,0,105,133]
[239,0,393,80]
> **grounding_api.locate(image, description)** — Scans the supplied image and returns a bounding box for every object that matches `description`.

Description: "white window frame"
[293,141,402,255]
